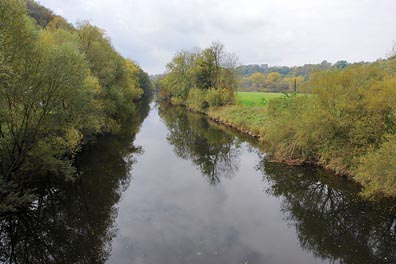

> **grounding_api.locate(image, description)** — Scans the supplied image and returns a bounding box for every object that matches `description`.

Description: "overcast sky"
[39,0,396,74]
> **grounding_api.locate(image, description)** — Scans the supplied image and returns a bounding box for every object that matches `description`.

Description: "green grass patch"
[237,92,285,107]
[208,105,267,136]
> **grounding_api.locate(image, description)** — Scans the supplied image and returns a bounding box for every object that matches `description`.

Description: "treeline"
[0,0,151,211]
[238,60,349,92]
[263,58,396,197]
[159,42,238,112]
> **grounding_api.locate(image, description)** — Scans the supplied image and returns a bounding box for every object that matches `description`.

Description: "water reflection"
[159,104,241,185]
[0,102,150,264]
[261,160,396,264]
[152,104,396,264]
[1,101,395,264]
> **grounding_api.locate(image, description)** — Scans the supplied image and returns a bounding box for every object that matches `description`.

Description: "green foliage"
[206,88,235,107]
[160,50,199,102]
[264,95,318,161]
[355,135,396,197]
[0,0,149,212]
[238,60,342,92]
[159,42,237,109]
[262,61,396,196]
[195,48,216,89]
[25,0,54,27]
[186,88,208,112]
[187,88,235,112]
[75,21,145,127]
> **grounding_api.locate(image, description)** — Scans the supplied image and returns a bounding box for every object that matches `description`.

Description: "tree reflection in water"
[2,100,395,264]
[159,103,396,264]
[0,102,150,264]
[260,160,396,264]
[159,104,241,185]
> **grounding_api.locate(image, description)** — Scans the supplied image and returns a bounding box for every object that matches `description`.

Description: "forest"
[0,0,151,212]
[159,43,396,198]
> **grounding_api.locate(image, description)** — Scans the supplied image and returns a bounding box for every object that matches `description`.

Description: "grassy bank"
[208,105,266,137]
[208,91,287,137]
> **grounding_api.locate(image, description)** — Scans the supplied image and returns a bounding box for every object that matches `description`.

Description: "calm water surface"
[0,102,395,264]
[106,103,395,264]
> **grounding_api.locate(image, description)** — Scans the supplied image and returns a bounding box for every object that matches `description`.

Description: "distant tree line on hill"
[238,60,350,92]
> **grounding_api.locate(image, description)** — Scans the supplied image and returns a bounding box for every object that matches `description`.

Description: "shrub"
[170,96,185,105]
[355,135,396,197]
[187,88,208,112]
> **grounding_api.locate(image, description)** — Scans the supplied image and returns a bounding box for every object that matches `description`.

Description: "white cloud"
[39,0,396,74]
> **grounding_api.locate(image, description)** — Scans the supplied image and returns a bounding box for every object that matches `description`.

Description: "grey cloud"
[40,0,396,74]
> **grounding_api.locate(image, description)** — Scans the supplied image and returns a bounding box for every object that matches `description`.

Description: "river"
[0,101,395,264]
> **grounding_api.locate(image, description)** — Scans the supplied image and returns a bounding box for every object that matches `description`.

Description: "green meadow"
[237,92,284,107]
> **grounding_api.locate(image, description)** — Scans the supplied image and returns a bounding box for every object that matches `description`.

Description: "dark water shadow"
[261,160,396,264]
[0,100,150,264]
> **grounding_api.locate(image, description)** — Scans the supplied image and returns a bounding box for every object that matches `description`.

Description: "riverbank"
[207,105,264,138]
[183,94,396,199]
[159,44,396,198]
[206,105,326,167]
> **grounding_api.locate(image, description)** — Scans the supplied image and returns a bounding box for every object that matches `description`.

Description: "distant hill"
[237,60,350,92]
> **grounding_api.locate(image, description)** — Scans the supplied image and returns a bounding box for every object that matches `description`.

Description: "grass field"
[237,92,284,107]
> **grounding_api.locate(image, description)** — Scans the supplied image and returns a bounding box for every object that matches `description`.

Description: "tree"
[160,42,238,108]
[249,72,266,90]
[334,60,348,69]
[0,0,150,212]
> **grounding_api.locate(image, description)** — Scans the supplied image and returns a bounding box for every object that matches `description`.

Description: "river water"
[0,102,395,264]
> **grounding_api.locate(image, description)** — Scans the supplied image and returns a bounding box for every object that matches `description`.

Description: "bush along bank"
[262,60,396,198]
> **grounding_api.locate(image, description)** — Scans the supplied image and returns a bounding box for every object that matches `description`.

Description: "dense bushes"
[355,136,396,197]
[187,88,235,112]
[0,0,150,210]
[262,61,396,196]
